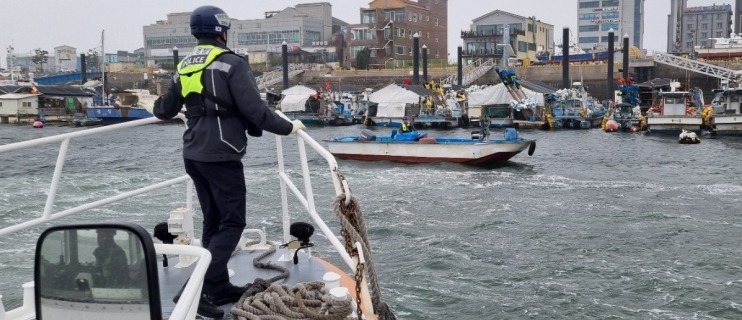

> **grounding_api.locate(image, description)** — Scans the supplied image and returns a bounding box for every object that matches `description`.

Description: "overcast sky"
[0,0,730,67]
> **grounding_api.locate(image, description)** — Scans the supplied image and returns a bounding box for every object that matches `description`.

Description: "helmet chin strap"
[219,32,228,45]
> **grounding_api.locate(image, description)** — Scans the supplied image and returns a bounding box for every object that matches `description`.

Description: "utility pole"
[6,45,15,81]
[101,30,106,105]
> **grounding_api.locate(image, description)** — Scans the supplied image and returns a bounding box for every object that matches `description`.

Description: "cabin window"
[22,102,32,107]
[0,102,3,106]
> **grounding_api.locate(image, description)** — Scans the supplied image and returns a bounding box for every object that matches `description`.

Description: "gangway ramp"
[652,52,742,83]
[255,64,309,90]
[440,58,495,87]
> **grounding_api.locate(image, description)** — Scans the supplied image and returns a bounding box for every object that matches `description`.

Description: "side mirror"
[34,223,162,320]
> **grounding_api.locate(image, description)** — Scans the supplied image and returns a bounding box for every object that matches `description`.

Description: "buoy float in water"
[678,129,700,144]
[604,120,619,132]
[32,121,44,128]
[629,126,640,132]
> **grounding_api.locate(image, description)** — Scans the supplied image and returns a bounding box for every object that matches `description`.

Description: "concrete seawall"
[105,61,739,103]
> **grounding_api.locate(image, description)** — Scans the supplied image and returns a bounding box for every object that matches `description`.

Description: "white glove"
[290,119,306,134]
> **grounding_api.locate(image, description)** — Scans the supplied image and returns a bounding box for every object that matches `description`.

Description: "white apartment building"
[143,3,342,66]
[577,0,644,51]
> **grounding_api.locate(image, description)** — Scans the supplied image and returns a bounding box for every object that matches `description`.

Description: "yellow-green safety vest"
[177,45,230,99]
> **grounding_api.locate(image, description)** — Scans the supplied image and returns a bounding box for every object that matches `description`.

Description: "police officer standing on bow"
[149,5,305,319]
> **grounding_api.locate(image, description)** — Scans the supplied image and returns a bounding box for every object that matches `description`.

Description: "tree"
[355,48,371,70]
[32,48,49,73]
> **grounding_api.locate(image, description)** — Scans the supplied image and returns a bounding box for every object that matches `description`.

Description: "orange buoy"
[629,126,640,132]
[604,120,619,132]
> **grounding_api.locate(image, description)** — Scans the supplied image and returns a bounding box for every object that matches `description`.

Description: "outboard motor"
[359,129,377,141]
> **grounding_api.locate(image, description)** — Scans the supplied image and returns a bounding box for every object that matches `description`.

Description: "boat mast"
[101,29,105,105]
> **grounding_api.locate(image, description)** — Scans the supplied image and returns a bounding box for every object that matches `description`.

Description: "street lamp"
[689,28,696,60]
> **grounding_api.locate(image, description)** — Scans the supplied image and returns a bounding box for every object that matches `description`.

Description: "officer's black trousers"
[184,159,247,295]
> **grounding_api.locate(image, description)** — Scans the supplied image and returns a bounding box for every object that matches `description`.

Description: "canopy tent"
[279,85,317,112]
[368,83,423,117]
[467,83,544,107]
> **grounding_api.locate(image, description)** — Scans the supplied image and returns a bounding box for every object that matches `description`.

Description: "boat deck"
[159,247,340,319]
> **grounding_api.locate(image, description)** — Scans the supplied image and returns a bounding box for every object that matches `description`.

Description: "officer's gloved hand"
[291,120,306,134]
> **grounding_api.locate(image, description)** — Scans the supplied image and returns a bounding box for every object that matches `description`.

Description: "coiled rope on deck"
[333,194,397,320]
[231,237,354,319]
[231,281,353,320]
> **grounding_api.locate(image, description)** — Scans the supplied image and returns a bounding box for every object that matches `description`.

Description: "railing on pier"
[256,64,313,90]
[440,58,495,87]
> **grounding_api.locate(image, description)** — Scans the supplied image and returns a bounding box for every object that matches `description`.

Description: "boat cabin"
[661,91,690,116]
[711,88,742,114]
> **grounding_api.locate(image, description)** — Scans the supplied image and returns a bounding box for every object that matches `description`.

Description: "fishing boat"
[0,112,395,320]
[278,85,356,126]
[366,83,462,129]
[325,121,536,165]
[550,82,606,129]
[86,90,156,125]
[708,86,742,135]
[646,83,704,134]
[696,33,742,59]
[602,84,646,132]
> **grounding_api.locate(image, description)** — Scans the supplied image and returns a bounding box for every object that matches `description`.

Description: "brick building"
[347,0,448,69]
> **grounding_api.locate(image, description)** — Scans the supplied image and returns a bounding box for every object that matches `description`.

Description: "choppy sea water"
[1,123,741,319]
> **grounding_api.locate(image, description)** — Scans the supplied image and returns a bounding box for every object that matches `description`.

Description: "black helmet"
[96,229,117,238]
[190,5,231,37]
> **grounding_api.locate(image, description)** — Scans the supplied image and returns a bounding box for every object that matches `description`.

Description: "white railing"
[0,110,357,319]
[256,64,313,90]
[653,51,742,83]
[440,58,495,86]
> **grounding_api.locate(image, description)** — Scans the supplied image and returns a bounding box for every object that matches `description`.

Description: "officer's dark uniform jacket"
[153,38,292,162]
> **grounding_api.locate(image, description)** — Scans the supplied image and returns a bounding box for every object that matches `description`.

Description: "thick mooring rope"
[231,282,353,320]
[333,194,397,320]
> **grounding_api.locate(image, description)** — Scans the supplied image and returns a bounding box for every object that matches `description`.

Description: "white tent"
[467,83,544,107]
[279,85,317,112]
[368,84,422,118]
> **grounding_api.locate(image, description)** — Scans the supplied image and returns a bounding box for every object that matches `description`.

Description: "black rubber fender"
[528,141,536,156]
